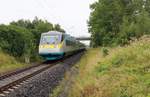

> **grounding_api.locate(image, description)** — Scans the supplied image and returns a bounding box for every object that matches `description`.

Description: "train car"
[39,31,85,60]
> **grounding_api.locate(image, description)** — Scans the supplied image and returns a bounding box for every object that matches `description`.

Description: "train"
[39,31,85,60]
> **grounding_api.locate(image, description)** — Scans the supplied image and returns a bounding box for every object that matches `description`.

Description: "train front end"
[39,31,64,60]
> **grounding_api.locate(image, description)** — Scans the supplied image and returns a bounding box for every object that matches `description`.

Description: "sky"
[0,0,96,45]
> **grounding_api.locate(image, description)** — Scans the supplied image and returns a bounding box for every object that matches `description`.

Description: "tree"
[0,17,65,63]
[54,24,65,33]
[88,0,150,47]
[0,25,34,63]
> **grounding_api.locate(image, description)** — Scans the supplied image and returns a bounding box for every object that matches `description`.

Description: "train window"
[66,39,76,46]
[61,34,64,42]
[41,35,61,44]
[66,40,71,46]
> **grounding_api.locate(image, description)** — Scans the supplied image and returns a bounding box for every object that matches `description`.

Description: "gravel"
[0,65,49,88]
[0,52,83,97]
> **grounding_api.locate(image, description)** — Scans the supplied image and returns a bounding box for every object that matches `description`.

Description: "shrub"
[101,47,109,57]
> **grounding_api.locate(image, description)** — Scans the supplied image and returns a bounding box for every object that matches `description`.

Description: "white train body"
[39,31,85,60]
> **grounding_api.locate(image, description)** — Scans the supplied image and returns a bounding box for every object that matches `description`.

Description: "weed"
[0,51,28,73]
[68,38,150,97]
[102,47,109,57]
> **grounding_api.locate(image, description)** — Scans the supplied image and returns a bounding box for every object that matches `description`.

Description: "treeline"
[0,17,65,63]
[89,0,150,47]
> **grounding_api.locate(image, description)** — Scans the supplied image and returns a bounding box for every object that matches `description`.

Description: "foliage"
[68,48,102,97]
[101,47,109,57]
[88,0,150,47]
[0,25,33,57]
[0,17,65,63]
[68,38,150,97]
[0,51,28,73]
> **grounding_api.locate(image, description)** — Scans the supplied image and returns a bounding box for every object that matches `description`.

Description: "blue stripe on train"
[40,52,64,60]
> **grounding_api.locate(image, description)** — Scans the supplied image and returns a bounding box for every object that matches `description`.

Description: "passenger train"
[39,31,85,60]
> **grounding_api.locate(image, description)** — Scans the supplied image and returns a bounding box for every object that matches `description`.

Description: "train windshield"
[40,35,61,44]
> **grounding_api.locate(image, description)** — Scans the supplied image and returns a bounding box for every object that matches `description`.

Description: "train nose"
[39,44,62,54]
[39,48,60,54]
[39,44,62,49]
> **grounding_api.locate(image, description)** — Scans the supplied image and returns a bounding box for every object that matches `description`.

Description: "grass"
[0,51,28,73]
[50,68,76,97]
[68,38,150,97]
[68,48,102,97]
[49,48,102,97]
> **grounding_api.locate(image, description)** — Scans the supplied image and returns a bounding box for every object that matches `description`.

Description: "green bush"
[0,18,65,63]
[101,47,109,57]
[89,0,150,47]
[0,25,33,56]
[96,40,150,97]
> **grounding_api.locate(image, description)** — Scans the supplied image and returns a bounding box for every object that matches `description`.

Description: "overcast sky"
[0,0,96,38]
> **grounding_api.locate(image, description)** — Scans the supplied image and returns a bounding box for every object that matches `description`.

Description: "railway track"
[0,60,60,95]
[0,51,84,96]
[0,65,52,94]
[0,60,58,80]
[0,62,44,80]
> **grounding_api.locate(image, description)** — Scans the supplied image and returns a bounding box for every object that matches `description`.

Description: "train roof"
[41,31,76,39]
[42,31,64,35]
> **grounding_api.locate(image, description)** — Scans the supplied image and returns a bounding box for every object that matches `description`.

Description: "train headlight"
[57,44,62,48]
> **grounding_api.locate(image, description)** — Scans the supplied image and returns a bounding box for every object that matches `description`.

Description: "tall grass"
[68,38,150,97]
[0,51,28,73]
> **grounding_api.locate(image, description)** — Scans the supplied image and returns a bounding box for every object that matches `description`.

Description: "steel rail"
[0,63,56,94]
